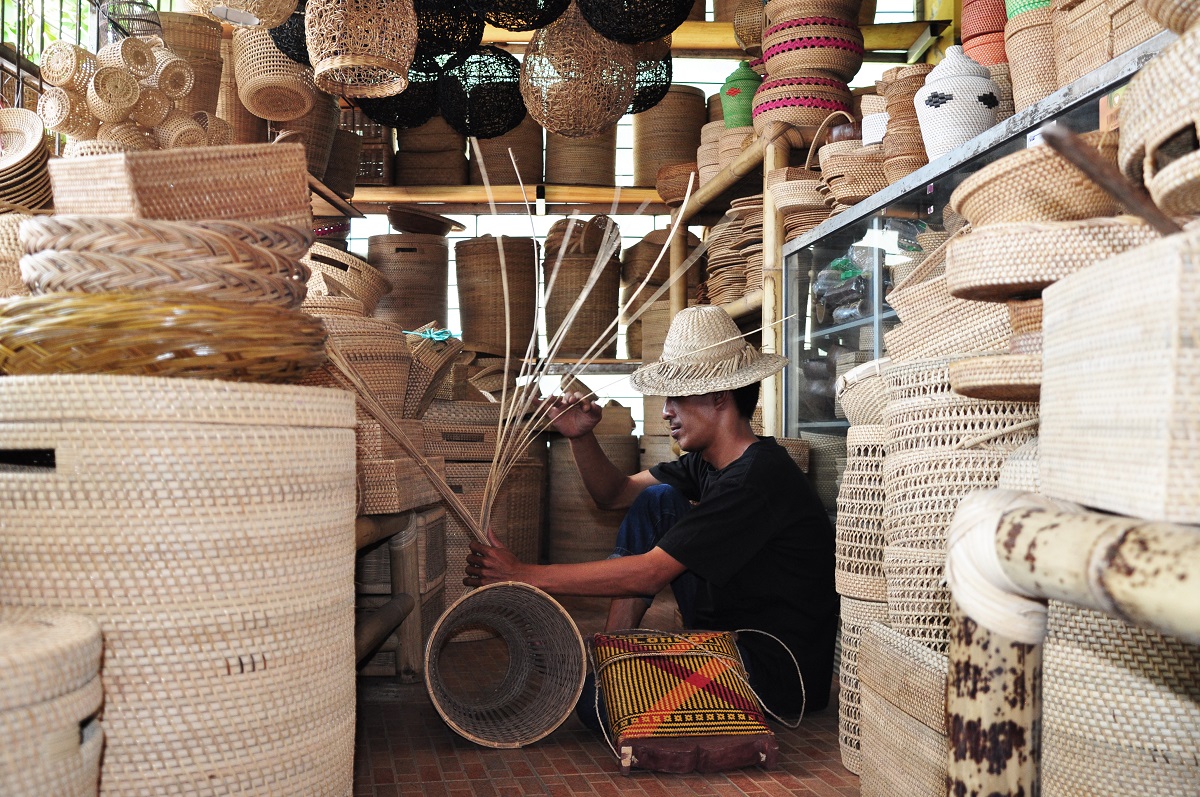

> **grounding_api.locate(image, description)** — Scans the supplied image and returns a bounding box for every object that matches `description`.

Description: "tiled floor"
[354,595,858,797]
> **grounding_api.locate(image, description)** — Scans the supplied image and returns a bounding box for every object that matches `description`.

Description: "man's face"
[662,393,719,452]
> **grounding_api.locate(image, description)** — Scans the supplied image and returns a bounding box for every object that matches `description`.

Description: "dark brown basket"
[454,235,539,356]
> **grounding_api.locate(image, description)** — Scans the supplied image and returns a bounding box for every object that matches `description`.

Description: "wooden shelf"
[347,184,669,215]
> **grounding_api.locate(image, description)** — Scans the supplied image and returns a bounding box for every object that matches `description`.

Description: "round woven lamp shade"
[454,235,539,355]
[469,0,570,32]
[519,2,635,138]
[416,0,485,54]
[269,0,309,65]
[357,50,445,129]
[578,0,693,43]
[305,0,418,98]
[627,36,672,114]
[438,45,527,139]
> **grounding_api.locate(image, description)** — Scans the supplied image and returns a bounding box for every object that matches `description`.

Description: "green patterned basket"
[1006,0,1050,18]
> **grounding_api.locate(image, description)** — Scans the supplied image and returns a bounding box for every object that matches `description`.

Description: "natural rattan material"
[232,28,317,122]
[367,233,449,330]
[837,598,889,775]
[835,425,887,602]
[86,65,140,124]
[948,353,1041,402]
[545,126,616,185]
[97,37,155,78]
[632,83,706,187]
[469,112,544,184]
[425,582,586,748]
[40,41,98,94]
[304,242,392,314]
[454,235,538,355]
[306,0,417,98]
[145,47,195,101]
[577,0,692,43]
[520,4,635,138]
[544,251,621,358]
[37,87,100,140]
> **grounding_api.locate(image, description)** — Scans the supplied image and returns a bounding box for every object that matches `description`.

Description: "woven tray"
[947,352,1042,401]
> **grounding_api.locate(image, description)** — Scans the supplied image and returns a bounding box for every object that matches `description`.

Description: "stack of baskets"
[1005,0,1057,110]
[395,115,467,186]
[269,89,341,179]
[717,124,754,173]
[157,11,222,116]
[696,119,724,186]
[767,162,831,241]
[878,64,933,183]
[962,0,1010,65]
[633,84,707,189]
[1051,0,1164,88]
[619,228,703,359]
[701,215,747,306]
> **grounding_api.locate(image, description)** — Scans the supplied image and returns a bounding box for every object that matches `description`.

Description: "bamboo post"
[946,599,1042,796]
[760,134,789,436]
[355,593,415,663]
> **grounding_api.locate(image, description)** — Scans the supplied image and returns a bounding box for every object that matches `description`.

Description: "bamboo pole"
[760,136,788,437]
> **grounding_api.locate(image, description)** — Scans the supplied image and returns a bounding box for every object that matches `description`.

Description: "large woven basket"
[303,242,392,313]
[547,435,639,563]
[275,90,341,178]
[835,424,887,602]
[836,358,888,426]
[366,232,449,330]
[217,37,269,144]
[47,143,312,232]
[425,582,586,748]
[837,598,889,775]
[544,252,621,359]
[1041,601,1200,796]
[232,27,317,122]
[454,235,539,356]
[1004,7,1057,111]
[468,113,544,186]
[797,430,847,512]
[544,126,617,186]
[299,314,412,420]
[0,375,357,794]
[631,84,706,187]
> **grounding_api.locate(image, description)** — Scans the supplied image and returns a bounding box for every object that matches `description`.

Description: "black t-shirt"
[648,437,839,715]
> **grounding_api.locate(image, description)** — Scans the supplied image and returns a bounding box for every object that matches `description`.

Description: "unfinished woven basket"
[306,0,417,98]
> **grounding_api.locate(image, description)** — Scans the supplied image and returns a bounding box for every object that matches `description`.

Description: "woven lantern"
[519,2,635,138]
[269,0,310,66]
[438,45,527,139]
[305,0,418,98]
[577,0,693,44]
[194,0,299,29]
[470,0,570,32]
[416,0,486,55]
[233,28,317,122]
[627,36,672,114]
[357,51,445,128]
[97,0,161,44]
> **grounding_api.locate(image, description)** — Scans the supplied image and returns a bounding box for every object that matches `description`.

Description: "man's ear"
[710,390,732,411]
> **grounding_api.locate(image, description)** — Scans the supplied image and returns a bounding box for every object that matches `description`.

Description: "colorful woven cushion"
[591,630,778,774]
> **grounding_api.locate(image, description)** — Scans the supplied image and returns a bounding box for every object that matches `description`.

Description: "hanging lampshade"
[269,0,309,66]
[357,50,447,128]
[306,0,418,98]
[577,0,692,44]
[627,36,671,114]
[415,0,486,55]
[194,0,299,29]
[519,2,635,138]
[469,0,569,32]
[438,45,527,139]
[97,0,161,45]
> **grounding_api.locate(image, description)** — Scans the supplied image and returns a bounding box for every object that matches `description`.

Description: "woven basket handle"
[890,224,970,294]
[804,110,857,172]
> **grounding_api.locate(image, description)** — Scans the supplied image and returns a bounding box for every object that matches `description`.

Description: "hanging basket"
[439,45,527,139]
[233,28,317,122]
[306,0,418,98]
[416,0,485,54]
[627,36,672,114]
[470,0,569,32]
[519,2,635,138]
[577,0,694,44]
[357,51,445,129]
[268,0,310,65]
[193,0,299,29]
[97,0,161,44]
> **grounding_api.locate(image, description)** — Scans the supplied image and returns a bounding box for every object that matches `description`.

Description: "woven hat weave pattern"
[630,305,787,396]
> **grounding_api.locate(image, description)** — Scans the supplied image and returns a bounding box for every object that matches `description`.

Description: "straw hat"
[630,305,787,396]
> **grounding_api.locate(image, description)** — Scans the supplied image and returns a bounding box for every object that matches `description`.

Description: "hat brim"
[629,352,788,396]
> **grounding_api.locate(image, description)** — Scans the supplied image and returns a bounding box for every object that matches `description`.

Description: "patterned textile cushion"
[590,630,779,775]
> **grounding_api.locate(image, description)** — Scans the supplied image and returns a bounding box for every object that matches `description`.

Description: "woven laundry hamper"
[0,608,103,797]
[217,38,268,144]
[1040,228,1200,523]
[455,235,539,356]
[544,252,621,359]
[857,622,949,797]
[367,232,449,330]
[835,424,887,601]
[547,434,639,563]
[232,28,317,122]
[545,125,616,185]
[300,314,412,420]
[837,598,889,775]
[304,242,392,313]
[631,84,706,187]
[0,375,357,795]
[273,89,341,178]
[469,113,544,185]
[1041,602,1200,796]
[159,13,223,116]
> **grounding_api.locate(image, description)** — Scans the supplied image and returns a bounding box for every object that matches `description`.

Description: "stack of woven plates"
[0,109,52,211]
[702,217,746,306]
[730,194,764,294]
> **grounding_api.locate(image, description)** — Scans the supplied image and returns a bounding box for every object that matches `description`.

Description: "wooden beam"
[351,185,665,215]
[355,513,414,550]
[355,594,415,663]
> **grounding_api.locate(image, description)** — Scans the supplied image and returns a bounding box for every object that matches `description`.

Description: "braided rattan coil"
[837,597,889,775]
[232,28,317,122]
[86,65,140,124]
[37,87,99,140]
[39,41,98,93]
[305,0,417,98]
[303,242,392,314]
[835,424,887,601]
[97,37,155,78]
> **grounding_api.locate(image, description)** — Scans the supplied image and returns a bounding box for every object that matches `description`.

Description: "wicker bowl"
[654,161,698,207]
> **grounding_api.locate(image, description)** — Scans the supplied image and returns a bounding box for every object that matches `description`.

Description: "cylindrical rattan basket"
[631,83,706,187]
[544,252,621,359]
[0,375,358,795]
[232,27,318,122]
[469,113,544,186]
[275,89,341,178]
[303,241,392,314]
[454,235,538,356]
[218,38,269,144]
[424,582,586,748]
[547,434,639,563]
[835,424,887,602]
[838,596,889,776]
[366,232,449,329]
[544,126,616,185]
[299,314,412,419]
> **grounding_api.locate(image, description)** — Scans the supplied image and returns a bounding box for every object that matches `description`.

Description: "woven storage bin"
[48,143,312,232]
[761,17,865,82]
[442,458,545,609]
[193,111,234,146]
[1004,7,1057,111]
[218,38,269,144]
[305,0,417,98]
[145,46,196,102]
[857,621,949,796]
[300,314,411,419]
[273,90,340,178]
[37,86,98,140]
[358,453,445,515]
[639,434,677,472]
[173,56,223,117]
[835,424,887,602]
[158,11,223,59]
[1040,228,1200,523]
[0,375,357,795]
[544,126,617,186]
[797,430,846,512]
[394,146,468,186]
[1041,601,1200,796]
[393,113,461,152]
[547,434,638,563]
[882,293,1011,361]
[97,37,155,78]
[455,236,538,356]
[85,66,139,124]
[232,28,316,122]
[544,253,620,359]
[1054,0,1163,87]
[949,128,1120,226]
[631,84,706,187]
[964,0,1010,36]
[468,113,544,185]
[367,233,449,329]
[752,74,853,137]
[153,108,207,149]
[304,242,392,313]
[838,598,889,776]
[0,607,104,797]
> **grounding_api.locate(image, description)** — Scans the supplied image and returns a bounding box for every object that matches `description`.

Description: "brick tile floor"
[355,595,858,797]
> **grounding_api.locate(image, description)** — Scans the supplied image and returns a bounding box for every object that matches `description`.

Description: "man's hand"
[464,528,527,587]
[541,391,602,439]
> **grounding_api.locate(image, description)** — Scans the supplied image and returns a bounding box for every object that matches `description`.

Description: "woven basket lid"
[0,607,102,712]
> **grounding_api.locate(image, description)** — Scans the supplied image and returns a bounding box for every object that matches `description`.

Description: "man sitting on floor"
[464,305,838,720]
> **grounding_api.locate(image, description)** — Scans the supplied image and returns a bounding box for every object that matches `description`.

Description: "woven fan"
[357,50,447,129]
[469,0,569,32]
[627,36,672,114]
[438,45,527,139]
[577,0,693,44]
[416,0,486,55]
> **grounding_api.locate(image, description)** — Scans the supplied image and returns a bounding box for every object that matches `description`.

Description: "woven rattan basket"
[366,233,449,329]
[835,424,887,602]
[836,358,888,426]
[798,430,846,512]
[300,314,411,419]
[838,597,889,775]
[547,435,638,563]
[232,28,317,122]
[425,582,586,748]
[0,375,357,794]
[544,252,621,359]
[305,0,416,98]
[545,126,617,186]
[631,83,706,187]
[468,113,544,185]
[274,90,340,178]
[454,235,538,356]
[303,242,392,313]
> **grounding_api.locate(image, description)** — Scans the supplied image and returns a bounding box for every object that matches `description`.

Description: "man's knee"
[629,483,690,521]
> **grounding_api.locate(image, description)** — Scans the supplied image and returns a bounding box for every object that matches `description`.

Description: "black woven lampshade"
[98,0,161,44]
[357,50,446,128]
[416,0,486,55]
[627,36,671,114]
[268,0,309,66]
[470,0,569,32]
[438,45,527,139]
[577,0,692,43]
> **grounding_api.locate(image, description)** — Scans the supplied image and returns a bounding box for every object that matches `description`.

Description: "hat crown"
[660,306,754,366]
